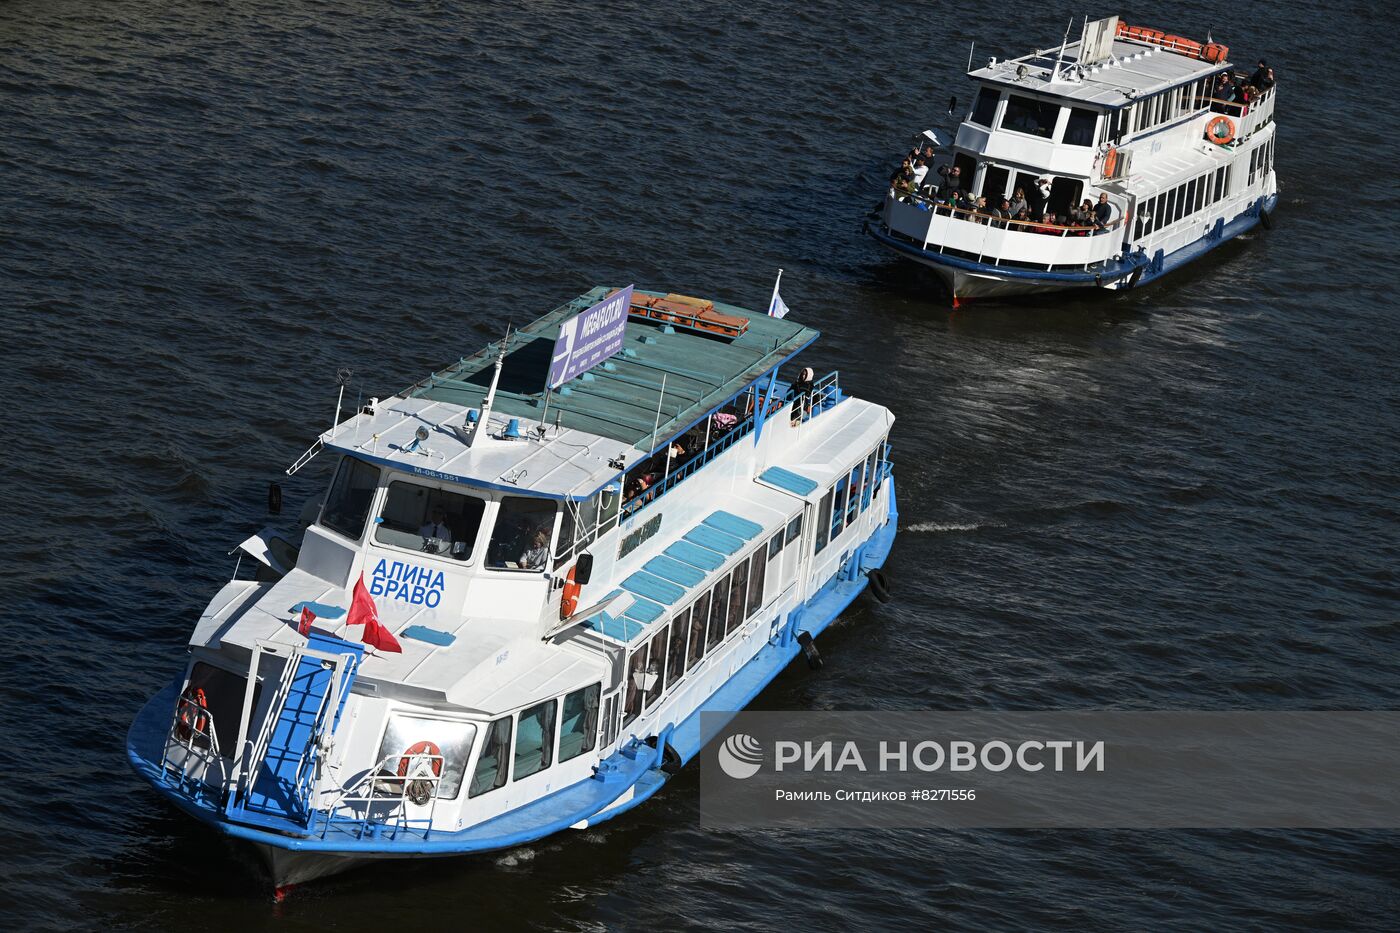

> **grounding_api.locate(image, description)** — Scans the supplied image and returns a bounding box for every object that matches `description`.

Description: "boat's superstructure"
[127,286,897,887]
[866,16,1278,302]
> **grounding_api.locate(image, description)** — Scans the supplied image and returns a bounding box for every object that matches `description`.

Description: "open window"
[374,480,485,559]
[488,496,556,571]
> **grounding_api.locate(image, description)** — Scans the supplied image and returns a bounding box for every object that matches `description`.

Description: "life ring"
[1206,116,1236,146]
[1102,147,1119,177]
[396,741,442,805]
[175,686,209,741]
[397,740,443,778]
[559,566,580,619]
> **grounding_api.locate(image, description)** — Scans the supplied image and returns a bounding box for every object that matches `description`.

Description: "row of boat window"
[969,87,1099,147]
[1123,76,1217,138]
[1134,165,1232,240]
[616,437,889,735]
[1247,137,1275,188]
[319,457,557,572]
[315,441,887,804]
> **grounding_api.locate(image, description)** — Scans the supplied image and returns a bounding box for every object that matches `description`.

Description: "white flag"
[767,269,789,318]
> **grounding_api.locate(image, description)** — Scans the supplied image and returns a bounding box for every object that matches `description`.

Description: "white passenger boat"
[866,16,1279,303]
[127,285,898,889]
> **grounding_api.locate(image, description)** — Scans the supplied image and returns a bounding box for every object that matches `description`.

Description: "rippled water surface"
[2,1,1397,930]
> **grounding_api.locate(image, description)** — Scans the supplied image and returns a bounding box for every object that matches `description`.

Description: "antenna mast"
[469,325,511,447]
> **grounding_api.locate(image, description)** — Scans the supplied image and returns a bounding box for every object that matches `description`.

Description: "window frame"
[320,456,382,542]
[372,477,488,564]
[512,699,558,782]
[1001,94,1061,140]
[558,683,601,764]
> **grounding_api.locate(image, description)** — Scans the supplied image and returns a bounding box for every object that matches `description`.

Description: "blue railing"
[621,411,757,520]
[619,371,843,521]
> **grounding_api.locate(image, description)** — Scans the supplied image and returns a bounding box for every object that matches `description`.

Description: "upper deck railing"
[1204,81,1276,141]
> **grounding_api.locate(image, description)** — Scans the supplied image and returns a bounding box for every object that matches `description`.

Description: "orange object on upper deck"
[1116,22,1228,65]
[612,289,751,341]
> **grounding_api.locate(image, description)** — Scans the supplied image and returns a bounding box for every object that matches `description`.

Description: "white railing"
[162,692,227,794]
[321,751,445,839]
[883,195,1126,270]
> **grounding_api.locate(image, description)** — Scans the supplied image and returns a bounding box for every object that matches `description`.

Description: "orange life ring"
[175,686,209,741]
[559,566,580,618]
[1102,148,1119,177]
[1206,115,1236,145]
[397,740,443,778]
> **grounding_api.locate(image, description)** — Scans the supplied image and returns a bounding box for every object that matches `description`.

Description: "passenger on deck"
[790,366,815,424]
[912,157,930,188]
[1093,193,1113,231]
[1012,207,1032,227]
[1248,59,1274,91]
[1009,188,1028,217]
[937,164,963,197]
[419,507,452,543]
[518,528,550,570]
[1215,72,1237,103]
[996,198,1013,222]
[1073,199,1095,228]
[973,195,989,221]
[1036,177,1053,206]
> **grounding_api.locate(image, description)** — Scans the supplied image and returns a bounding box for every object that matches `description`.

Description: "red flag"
[362,613,403,654]
[297,605,316,636]
[346,574,377,627]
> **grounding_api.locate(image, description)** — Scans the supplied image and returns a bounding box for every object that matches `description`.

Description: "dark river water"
[2,1,1398,930]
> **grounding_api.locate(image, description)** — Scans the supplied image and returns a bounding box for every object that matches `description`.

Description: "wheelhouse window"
[489,496,556,571]
[513,700,557,780]
[468,715,512,797]
[321,457,381,541]
[375,716,477,800]
[1002,95,1060,138]
[970,86,1000,126]
[554,488,620,568]
[558,684,600,763]
[1064,107,1097,146]
[374,480,485,559]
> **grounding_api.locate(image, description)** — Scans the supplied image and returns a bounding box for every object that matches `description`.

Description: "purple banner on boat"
[547,285,633,389]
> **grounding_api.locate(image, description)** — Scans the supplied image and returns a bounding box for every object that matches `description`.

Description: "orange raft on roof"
[611,289,751,341]
[1116,21,1228,64]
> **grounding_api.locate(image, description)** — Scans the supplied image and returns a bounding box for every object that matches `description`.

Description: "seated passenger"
[996,199,1013,223]
[519,528,550,570]
[1012,207,1032,228]
[419,507,453,543]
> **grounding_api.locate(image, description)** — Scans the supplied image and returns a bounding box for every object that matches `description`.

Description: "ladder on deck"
[224,632,363,833]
